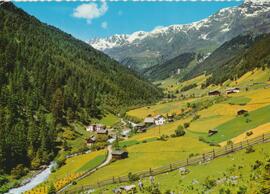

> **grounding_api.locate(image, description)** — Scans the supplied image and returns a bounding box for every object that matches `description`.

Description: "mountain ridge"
[89,1,270,71]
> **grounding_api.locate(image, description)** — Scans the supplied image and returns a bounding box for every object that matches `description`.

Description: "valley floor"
[25,69,270,193]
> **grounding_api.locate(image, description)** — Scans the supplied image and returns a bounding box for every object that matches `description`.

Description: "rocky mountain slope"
[90,0,270,71]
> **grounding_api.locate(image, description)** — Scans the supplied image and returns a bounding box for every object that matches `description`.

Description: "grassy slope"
[65,70,270,192]
[48,150,106,182]
[206,104,270,143]
[93,141,270,193]
[72,136,211,189]
[127,98,194,120]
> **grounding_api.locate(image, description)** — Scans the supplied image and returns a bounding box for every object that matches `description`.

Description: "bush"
[209,142,219,147]
[199,136,210,144]
[183,122,190,128]
[145,183,161,194]
[47,183,56,194]
[0,175,8,186]
[203,176,216,189]
[56,155,66,168]
[246,131,253,136]
[237,186,247,194]
[252,160,263,170]
[192,114,200,121]
[245,146,255,154]
[11,164,28,179]
[128,172,139,182]
[158,134,169,141]
[174,126,185,137]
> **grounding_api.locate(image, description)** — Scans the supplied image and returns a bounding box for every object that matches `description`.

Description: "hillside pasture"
[72,136,211,189]
[219,122,270,146]
[48,150,106,182]
[206,105,270,143]
[92,141,270,193]
[127,99,193,120]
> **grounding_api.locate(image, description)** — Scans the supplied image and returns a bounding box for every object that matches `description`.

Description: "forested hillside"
[184,33,270,86]
[0,2,161,175]
[143,53,196,81]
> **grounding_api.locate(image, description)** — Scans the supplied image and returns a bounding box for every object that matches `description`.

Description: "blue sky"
[15,1,243,42]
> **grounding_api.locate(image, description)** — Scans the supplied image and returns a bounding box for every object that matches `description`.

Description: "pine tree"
[50,88,64,124]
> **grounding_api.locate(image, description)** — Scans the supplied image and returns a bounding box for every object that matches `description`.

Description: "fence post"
[149,168,152,175]
[118,177,121,183]
[225,145,227,153]
[112,176,115,183]
[262,133,265,142]
[231,143,234,152]
[170,164,173,171]
[247,139,249,146]
[186,158,189,165]
[241,141,243,149]
[212,149,215,159]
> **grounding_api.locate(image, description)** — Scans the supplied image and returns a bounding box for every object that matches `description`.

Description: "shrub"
[192,114,200,121]
[237,186,247,194]
[252,160,263,170]
[246,146,255,154]
[56,155,66,168]
[175,127,185,137]
[209,142,219,147]
[183,122,190,128]
[246,131,253,136]
[11,164,28,179]
[199,136,210,144]
[203,176,216,189]
[243,112,249,117]
[245,118,252,123]
[48,183,56,194]
[158,134,169,141]
[145,183,161,194]
[227,140,233,145]
[0,175,8,186]
[128,172,139,182]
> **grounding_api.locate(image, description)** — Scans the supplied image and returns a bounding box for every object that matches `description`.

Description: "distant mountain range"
[89,0,270,71]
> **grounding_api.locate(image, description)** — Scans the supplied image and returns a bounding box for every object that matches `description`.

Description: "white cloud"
[101,21,108,29]
[73,1,108,24]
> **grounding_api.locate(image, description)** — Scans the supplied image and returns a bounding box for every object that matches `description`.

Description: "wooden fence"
[64,133,270,194]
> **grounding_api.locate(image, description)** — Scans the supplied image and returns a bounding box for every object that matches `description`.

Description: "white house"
[154,115,165,126]
[226,87,240,94]
[86,124,106,132]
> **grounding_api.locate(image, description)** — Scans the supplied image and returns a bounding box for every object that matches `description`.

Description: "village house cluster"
[208,87,240,96]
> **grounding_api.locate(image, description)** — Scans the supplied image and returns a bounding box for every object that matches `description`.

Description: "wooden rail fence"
[64,133,270,194]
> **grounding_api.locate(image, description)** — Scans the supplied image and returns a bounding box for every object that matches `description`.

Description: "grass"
[71,135,211,189]
[206,104,270,143]
[226,96,251,105]
[119,138,158,148]
[220,122,270,146]
[93,113,120,127]
[119,140,140,148]
[92,141,270,193]
[76,155,106,173]
[127,99,193,120]
[48,150,106,182]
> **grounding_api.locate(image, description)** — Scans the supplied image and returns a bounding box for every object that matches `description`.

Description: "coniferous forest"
[0,2,162,177]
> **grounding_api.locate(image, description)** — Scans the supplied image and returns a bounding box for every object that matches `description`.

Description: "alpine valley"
[1,1,270,194]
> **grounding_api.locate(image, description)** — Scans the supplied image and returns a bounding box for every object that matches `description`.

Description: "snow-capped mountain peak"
[89,1,270,70]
